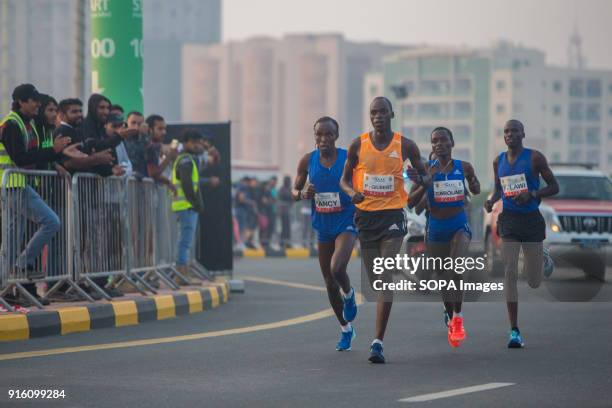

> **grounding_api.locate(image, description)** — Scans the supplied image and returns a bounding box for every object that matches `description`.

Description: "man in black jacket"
[81,93,136,177]
[54,98,114,174]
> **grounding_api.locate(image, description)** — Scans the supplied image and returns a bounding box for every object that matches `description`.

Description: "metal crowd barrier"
[0,170,216,310]
[0,169,89,310]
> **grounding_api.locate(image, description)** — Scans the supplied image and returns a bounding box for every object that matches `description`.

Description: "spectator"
[301,201,315,250]
[0,84,70,306]
[145,114,177,190]
[278,175,293,248]
[171,129,210,283]
[34,94,57,156]
[82,93,135,177]
[124,111,149,178]
[259,177,277,248]
[105,114,133,176]
[235,177,258,249]
[110,104,124,119]
[54,98,113,174]
[268,176,278,245]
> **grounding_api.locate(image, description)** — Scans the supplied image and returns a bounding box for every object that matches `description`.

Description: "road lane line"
[239,276,328,292]
[398,383,515,403]
[0,276,363,362]
[240,276,365,303]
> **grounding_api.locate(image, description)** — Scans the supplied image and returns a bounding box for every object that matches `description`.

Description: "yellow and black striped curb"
[0,281,229,342]
[236,248,360,259]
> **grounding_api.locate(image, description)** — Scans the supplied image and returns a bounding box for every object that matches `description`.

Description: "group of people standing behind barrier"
[291,96,559,363]
[232,175,318,251]
[0,83,220,308]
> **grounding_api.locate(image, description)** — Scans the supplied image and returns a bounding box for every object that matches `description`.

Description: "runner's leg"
[522,242,544,289]
[448,231,471,314]
[318,240,347,326]
[330,232,356,294]
[502,238,521,328]
[374,236,403,341]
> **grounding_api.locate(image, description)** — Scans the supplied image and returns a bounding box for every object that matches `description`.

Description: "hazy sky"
[223,0,612,69]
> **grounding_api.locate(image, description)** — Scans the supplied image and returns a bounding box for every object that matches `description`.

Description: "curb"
[0,281,229,342]
[235,248,360,259]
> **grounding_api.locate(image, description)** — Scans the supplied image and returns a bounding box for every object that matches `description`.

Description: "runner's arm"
[532,150,559,199]
[340,138,364,203]
[484,156,501,212]
[408,162,428,208]
[402,137,430,187]
[292,153,313,201]
[414,194,429,215]
[462,161,481,196]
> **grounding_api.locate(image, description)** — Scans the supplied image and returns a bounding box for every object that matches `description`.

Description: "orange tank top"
[352,132,407,211]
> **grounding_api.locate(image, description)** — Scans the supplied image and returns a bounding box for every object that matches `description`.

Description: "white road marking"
[398,382,515,403]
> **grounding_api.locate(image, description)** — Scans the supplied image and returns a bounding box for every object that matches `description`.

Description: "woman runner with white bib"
[292,116,358,351]
[424,127,480,348]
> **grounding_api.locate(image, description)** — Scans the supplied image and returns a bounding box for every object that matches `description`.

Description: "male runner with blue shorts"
[292,116,358,351]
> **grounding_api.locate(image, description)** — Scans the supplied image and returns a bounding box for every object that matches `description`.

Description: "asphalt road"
[0,258,610,408]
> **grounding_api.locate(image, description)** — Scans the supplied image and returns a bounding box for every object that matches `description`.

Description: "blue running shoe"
[342,288,357,322]
[368,342,385,364]
[336,326,356,351]
[508,328,525,348]
[543,247,554,278]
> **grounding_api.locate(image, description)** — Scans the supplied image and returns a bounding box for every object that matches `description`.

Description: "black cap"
[12,84,40,102]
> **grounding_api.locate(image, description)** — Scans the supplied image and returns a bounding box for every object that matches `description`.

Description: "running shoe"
[450,316,466,342]
[448,325,460,348]
[444,310,451,327]
[508,328,525,348]
[336,326,356,351]
[342,287,357,322]
[368,342,385,364]
[543,247,554,278]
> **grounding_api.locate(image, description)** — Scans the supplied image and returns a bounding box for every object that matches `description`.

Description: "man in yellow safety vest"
[171,129,220,283]
[0,84,71,306]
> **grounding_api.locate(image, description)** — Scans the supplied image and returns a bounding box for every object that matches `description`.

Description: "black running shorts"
[498,209,546,243]
[354,208,407,243]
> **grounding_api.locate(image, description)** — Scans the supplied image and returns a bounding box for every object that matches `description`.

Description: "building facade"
[144,0,221,122]
[366,42,612,186]
[182,34,401,178]
[0,0,88,114]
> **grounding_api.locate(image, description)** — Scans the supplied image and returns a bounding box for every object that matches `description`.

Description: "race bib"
[500,173,528,197]
[363,174,394,197]
[433,180,465,203]
[314,192,342,213]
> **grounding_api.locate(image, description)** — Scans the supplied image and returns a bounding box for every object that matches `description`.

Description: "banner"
[167,123,233,272]
[90,0,143,112]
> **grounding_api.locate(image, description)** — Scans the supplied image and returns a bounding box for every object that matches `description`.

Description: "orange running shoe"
[450,316,466,343]
[448,324,460,348]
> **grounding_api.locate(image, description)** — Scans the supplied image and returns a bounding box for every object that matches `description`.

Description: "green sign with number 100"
[90,0,143,113]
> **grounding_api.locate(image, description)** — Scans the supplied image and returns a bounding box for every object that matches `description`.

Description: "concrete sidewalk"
[0,279,229,342]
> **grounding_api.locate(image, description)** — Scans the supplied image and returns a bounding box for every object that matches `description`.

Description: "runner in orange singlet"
[340,96,430,364]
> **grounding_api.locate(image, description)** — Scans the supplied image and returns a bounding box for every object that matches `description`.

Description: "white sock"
[455,312,463,318]
[341,287,354,299]
[372,338,383,346]
[341,323,352,333]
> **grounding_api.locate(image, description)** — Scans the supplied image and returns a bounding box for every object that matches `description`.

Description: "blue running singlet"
[308,148,356,242]
[427,159,466,209]
[497,148,540,213]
